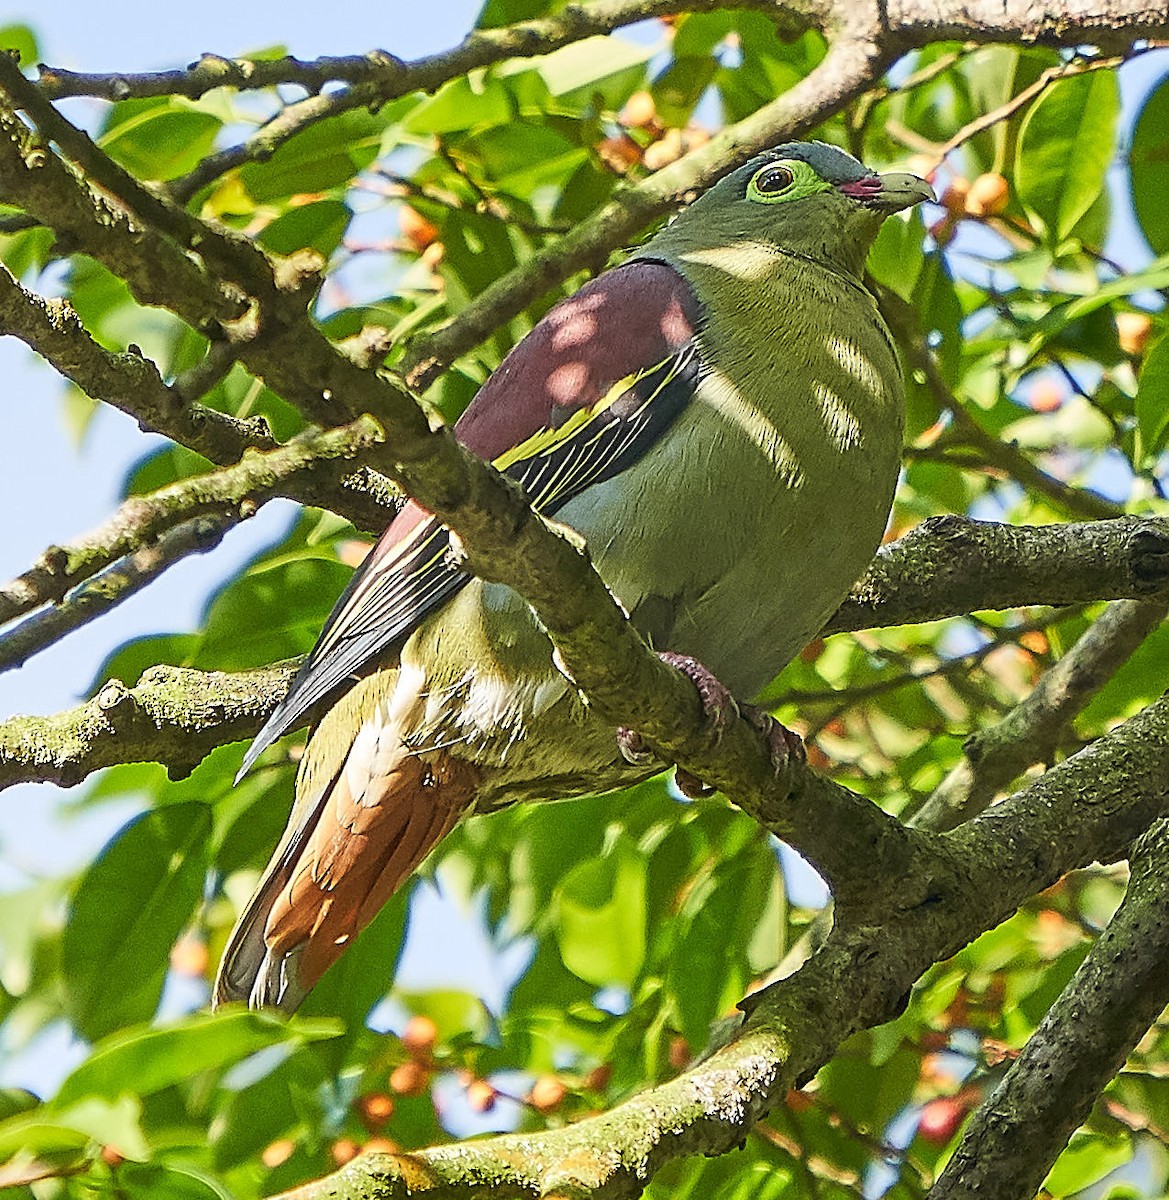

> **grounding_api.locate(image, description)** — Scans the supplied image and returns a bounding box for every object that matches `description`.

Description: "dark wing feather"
[238,265,703,778]
[502,343,702,513]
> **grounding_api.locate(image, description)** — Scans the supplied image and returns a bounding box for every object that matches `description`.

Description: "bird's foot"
[616,652,740,799]
[616,726,655,767]
[742,705,807,775]
[658,652,740,739]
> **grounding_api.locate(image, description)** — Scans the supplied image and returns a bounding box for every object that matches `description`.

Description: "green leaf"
[461,123,587,194]
[1043,1129,1132,1196]
[258,199,352,257]
[1016,70,1119,243]
[667,844,781,1048]
[1023,257,1169,360]
[653,58,718,127]
[99,98,222,182]
[1080,623,1169,727]
[53,1010,341,1108]
[209,1047,325,1170]
[62,803,212,1040]
[240,109,385,202]
[556,835,646,987]
[108,1163,231,1199]
[1135,333,1169,465]
[0,1096,146,1160]
[1129,74,1169,255]
[0,1089,37,1123]
[87,633,200,694]
[868,209,927,300]
[405,75,515,135]
[529,35,651,104]
[0,24,37,66]
[212,767,294,873]
[0,220,54,278]
[193,556,351,670]
[123,444,215,496]
[818,1041,921,1135]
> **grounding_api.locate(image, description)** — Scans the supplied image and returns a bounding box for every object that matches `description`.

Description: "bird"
[214,141,933,1013]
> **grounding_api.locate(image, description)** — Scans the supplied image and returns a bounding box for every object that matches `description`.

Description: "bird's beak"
[869,172,936,214]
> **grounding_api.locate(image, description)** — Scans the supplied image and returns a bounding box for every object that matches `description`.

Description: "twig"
[920,52,1133,173]
[928,818,1169,1200]
[0,514,235,673]
[0,263,270,465]
[773,643,997,708]
[0,266,396,532]
[170,89,361,203]
[911,598,1169,831]
[0,416,384,626]
[880,288,1123,522]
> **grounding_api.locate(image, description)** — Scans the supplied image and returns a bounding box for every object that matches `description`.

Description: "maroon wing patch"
[237,260,702,777]
[455,260,700,458]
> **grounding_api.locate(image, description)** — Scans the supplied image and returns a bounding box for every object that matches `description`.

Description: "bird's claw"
[617,652,744,798]
[744,705,806,775]
[616,725,655,767]
[657,652,740,741]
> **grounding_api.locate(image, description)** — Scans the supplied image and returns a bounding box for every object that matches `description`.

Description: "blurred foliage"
[2,7,1169,1199]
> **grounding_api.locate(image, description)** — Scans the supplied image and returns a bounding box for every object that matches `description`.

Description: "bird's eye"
[753,164,794,195]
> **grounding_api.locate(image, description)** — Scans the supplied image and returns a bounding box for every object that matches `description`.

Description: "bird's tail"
[214,677,478,1013]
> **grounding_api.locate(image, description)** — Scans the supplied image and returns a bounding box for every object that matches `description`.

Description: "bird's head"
[651,141,935,282]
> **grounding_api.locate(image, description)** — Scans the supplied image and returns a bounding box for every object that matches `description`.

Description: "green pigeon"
[215,141,933,1012]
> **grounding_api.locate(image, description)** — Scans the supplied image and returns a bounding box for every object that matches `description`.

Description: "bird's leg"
[617,652,736,786]
[742,704,807,772]
[617,653,806,798]
[656,651,741,735]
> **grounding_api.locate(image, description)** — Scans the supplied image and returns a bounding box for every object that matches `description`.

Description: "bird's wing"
[237,261,703,777]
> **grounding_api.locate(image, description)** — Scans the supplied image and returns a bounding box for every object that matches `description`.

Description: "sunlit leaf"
[99,98,222,181]
[1016,70,1119,243]
[556,836,646,988]
[1135,333,1169,465]
[1042,1129,1132,1196]
[0,23,38,66]
[52,1010,341,1107]
[62,803,212,1040]
[1129,74,1169,255]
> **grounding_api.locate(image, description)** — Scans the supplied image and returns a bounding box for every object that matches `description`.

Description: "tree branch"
[2,517,1165,795]
[0,267,400,533]
[3,6,1167,1185]
[0,514,234,673]
[885,0,1169,52]
[32,1,809,204]
[35,1,804,102]
[928,817,1169,1200]
[827,515,1169,635]
[0,661,298,789]
[0,416,385,628]
[911,597,1169,831]
[275,693,1169,1199]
